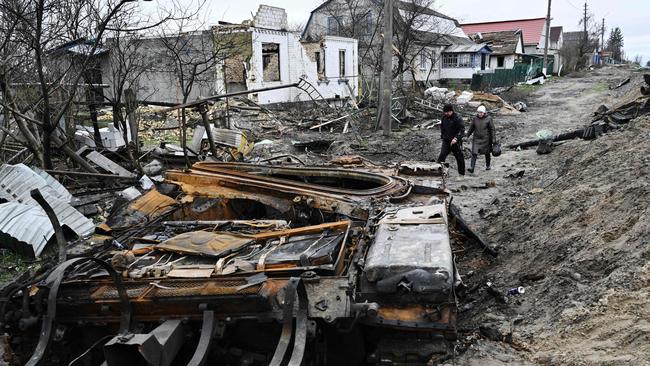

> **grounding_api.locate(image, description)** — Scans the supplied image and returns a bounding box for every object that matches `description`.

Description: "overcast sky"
[138,0,649,64]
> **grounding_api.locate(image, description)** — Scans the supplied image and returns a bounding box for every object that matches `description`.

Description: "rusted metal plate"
[130,189,177,215]
[106,189,178,230]
[165,163,409,219]
[156,231,254,257]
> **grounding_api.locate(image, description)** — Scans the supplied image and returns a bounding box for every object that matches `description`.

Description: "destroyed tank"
[0,161,459,365]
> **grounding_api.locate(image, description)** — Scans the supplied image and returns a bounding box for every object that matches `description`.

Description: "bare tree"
[0,0,143,170]
[154,0,242,166]
[315,0,456,98]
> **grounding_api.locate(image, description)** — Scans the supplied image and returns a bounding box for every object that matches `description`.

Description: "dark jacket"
[467,115,494,155]
[440,112,465,142]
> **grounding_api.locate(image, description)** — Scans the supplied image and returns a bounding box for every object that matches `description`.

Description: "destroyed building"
[469,30,525,70]
[214,5,359,105]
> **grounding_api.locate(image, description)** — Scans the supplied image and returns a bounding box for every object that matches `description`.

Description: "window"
[442,53,475,68]
[458,54,472,68]
[262,43,281,82]
[315,51,322,75]
[315,51,326,80]
[497,56,505,68]
[442,53,458,68]
[328,17,339,36]
[419,50,428,70]
[339,50,346,77]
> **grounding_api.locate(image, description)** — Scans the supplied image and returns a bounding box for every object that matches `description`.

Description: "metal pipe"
[163,83,300,112]
[44,169,138,180]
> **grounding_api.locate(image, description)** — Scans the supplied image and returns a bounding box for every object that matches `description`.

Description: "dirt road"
[445,65,650,365]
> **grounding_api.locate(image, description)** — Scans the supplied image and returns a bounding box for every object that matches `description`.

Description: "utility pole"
[542,0,552,75]
[600,18,605,65]
[583,2,588,43]
[377,0,393,136]
[582,2,589,65]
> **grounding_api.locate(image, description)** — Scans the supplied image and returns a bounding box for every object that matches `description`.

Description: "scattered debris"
[86,151,136,177]
[512,101,527,112]
[609,78,630,90]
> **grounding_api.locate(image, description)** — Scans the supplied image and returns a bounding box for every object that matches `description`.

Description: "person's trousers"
[438,140,465,175]
[470,153,491,170]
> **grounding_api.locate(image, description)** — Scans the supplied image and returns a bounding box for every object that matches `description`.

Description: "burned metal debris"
[0,159,463,365]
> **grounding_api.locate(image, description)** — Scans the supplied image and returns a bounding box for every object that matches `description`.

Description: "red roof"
[461,18,546,46]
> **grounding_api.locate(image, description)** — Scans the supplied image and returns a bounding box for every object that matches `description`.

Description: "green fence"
[471,63,529,91]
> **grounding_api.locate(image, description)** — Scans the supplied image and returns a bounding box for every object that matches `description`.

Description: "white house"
[214,5,358,105]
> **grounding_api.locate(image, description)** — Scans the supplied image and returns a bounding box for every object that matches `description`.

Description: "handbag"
[491,142,502,157]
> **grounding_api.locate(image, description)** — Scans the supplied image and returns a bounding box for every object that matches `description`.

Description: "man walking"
[466,105,494,173]
[438,104,465,176]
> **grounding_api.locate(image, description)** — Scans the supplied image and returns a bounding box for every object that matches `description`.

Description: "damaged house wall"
[214,7,358,105]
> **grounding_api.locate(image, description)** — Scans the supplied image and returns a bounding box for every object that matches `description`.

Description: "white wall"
[248,29,293,104]
[489,54,516,69]
[440,67,479,80]
[219,29,358,105]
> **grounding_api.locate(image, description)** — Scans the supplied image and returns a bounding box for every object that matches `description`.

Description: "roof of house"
[440,34,491,53]
[550,26,563,43]
[302,0,462,40]
[461,18,546,45]
[469,30,523,55]
[563,31,586,42]
[395,0,460,26]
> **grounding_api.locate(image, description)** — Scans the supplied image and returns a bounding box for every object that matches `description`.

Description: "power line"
[564,0,581,11]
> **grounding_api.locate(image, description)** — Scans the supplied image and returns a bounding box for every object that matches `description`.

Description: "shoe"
[467,168,474,174]
[486,166,491,171]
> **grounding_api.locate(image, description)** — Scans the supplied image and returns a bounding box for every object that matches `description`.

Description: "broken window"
[328,17,339,36]
[262,43,280,82]
[497,56,505,68]
[315,51,325,79]
[339,50,346,77]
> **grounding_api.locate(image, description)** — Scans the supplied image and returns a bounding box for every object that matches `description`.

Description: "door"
[481,54,486,70]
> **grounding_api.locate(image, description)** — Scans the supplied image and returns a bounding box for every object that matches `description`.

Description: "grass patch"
[0,250,30,285]
[589,82,608,93]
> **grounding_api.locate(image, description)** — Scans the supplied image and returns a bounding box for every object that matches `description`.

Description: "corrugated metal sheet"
[0,202,52,257]
[0,164,61,203]
[31,166,73,202]
[0,164,95,257]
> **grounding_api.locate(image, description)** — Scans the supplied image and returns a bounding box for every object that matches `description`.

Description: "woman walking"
[466,105,495,173]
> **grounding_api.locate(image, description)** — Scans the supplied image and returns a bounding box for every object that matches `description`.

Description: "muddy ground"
[443,66,650,365]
